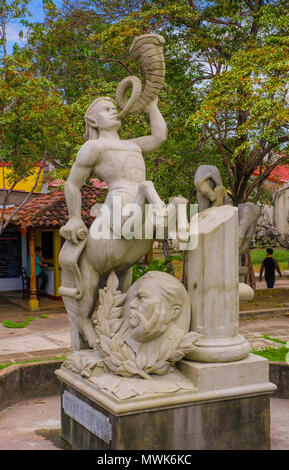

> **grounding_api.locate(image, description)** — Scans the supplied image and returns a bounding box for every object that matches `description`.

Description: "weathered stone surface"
[275,187,289,238]
[179,353,276,393]
[0,360,63,411]
[269,363,289,399]
[60,381,272,450]
[239,282,254,302]
[184,205,250,362]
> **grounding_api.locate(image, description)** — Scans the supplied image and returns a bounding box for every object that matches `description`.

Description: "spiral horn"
[116,34,166,117]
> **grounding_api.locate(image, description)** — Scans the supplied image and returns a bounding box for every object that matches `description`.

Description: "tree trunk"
[244,249,256,291]
[163,239,175,276]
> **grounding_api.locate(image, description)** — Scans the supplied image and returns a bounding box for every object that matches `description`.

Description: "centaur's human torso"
[86,137,152,273]
[93,137,145,194]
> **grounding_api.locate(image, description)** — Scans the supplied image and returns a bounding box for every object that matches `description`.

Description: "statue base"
[56,353,276,450]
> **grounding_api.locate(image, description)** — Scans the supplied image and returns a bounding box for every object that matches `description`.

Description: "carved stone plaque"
[62,390,112,444]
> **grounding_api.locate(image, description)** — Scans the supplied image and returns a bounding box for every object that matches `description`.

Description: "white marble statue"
[56,35,275,442]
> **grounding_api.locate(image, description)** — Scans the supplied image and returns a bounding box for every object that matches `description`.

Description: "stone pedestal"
[56,353,276,450]
[184,205,250,362]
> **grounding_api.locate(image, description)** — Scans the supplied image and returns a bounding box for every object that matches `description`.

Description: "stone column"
[29,230,39,311]
[184,205,250,362]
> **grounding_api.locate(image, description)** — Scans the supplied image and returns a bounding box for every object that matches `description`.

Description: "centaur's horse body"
[59,221,153,351]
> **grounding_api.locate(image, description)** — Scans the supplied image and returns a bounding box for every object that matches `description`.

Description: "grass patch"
[252,346,289,362]
[251,248,289,272]
[0,355,67,371]
[2,317,35,328]
[0,362,13,370]
[2,314,49,328]
[251,249,289,265]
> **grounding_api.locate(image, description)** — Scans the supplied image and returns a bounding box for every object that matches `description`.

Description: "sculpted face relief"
[63,270,201,380]
[128,278,173,342]
[129,279,181,343]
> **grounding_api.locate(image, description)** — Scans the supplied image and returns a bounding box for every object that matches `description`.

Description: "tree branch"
[0,154,47,234]
[206,17,240,28]
[244,152,289,201]
[0,174,25,234]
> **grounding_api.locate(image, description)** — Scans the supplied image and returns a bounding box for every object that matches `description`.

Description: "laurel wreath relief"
[92,272,201,380]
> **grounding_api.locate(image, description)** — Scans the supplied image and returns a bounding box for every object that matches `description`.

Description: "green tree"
[145,0,289,204]
[0,55,71,233]
[71,0,289,204]
[0,0,30,63]
[18,0,289,207]
[23,1,118,102]
[21,1,221,201]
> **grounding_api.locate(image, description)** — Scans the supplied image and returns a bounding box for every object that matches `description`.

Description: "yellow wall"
[0,167,44,192]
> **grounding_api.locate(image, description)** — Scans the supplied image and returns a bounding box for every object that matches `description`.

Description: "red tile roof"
[252,164,289,184]
[4,184,106,230]
[48,178,108,189]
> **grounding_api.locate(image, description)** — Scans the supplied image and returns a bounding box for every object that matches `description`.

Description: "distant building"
[0,161,47,205]
[252,163,289,194]
[1,185,106,310]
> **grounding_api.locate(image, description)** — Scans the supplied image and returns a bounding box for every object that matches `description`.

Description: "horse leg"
[68,250,100,351]
[117,267,133,293]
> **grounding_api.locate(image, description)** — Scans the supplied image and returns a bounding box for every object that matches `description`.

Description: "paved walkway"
[0,295,71,365]
[1,299,288,365]
[240,315,289,349]
[0,294,288,450]
[256,278,289,290]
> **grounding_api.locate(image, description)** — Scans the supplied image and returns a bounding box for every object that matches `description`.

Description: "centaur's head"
[84,97,121,140]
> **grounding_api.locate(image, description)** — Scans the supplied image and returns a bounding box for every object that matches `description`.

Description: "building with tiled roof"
[4,185,106,231]
[0,185,106,308]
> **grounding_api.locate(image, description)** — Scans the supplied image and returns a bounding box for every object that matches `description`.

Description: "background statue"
[194,164,260,255]
[253,208,285,248]
[194,165,231,211]
[238,202,261,256]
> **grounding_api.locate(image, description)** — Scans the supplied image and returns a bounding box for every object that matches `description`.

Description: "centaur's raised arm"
[130,98,168,155]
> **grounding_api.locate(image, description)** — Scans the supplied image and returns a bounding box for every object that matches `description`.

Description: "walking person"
[259,248,282,288]
[27,246,49,294]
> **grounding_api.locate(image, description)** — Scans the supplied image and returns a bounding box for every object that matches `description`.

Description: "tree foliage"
[0,54,73,232]
[1,0,289,209]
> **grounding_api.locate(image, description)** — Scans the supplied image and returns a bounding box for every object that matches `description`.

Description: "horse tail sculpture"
[116,34,166,117]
